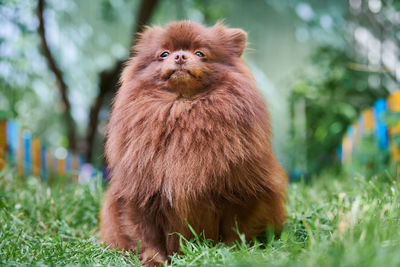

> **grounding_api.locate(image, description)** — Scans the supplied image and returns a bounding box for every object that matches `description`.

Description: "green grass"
[1,166,400,267]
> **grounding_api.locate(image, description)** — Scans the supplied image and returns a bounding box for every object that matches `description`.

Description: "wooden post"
[32,138,41,177]
[387,91,400,162]
[58,158,65,176]
[342,126,354,164]
[362,109,374,132]
[71,154,79,182]
[46,148,53,180]
[55,147,67,176]
[342,136,352,164]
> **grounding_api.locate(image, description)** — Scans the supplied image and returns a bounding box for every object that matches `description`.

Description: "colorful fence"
[341,90,400,164]
[0,119,103,183]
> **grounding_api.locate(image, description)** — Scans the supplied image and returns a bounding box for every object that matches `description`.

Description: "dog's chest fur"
[114,89,267,207]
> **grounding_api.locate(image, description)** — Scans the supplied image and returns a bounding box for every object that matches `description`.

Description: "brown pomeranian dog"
[100,21,287,265]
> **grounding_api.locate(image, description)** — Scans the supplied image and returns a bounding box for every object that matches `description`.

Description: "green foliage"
[0,109,12,120]
[346,134,390,178]
[382,111,400,129]
[290,45,388,173]
[1,166,400,266]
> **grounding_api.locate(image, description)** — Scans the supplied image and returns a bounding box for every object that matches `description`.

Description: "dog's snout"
[174,51,187,64]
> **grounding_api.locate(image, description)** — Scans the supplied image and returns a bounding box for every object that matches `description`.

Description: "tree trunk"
[37,0,77,150]
[84,0,159,162]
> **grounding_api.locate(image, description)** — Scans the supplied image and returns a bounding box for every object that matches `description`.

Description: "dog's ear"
[212,22,247,57]
[123,26,164,77]
[132,26,163,55]
[225,28,247,57]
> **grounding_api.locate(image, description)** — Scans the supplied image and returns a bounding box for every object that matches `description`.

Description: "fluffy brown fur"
[99,21,287,265]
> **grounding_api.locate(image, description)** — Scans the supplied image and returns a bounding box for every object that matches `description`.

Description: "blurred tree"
[33,0,159,158]
[37,0,77,149]
[0,0,231,164]
[290,46,387,173]
[85,0,159,162]
[0,1,65,139]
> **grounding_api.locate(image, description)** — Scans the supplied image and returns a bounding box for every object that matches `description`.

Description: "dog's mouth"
[165,68,196,80]
[162,67,206,97]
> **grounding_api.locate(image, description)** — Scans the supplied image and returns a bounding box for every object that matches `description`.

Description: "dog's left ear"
[212,23,247,57]
[225,28,247,57]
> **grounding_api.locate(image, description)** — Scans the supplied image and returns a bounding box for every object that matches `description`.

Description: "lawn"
[1,166,400,267]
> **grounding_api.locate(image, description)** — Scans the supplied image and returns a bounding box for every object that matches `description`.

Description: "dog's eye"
[195,51,205,57]
[160,51,170,58]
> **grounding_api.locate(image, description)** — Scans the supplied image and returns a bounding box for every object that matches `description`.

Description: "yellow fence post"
[342,136,352,164]
[46,148,53,180]
[362,109,374,132]
[387,91,400,162]
[32,138,41,177]
[58,158,66,176]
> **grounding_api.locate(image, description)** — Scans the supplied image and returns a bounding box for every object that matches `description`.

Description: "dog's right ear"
[122,26,164,78]
[132,26,163,55]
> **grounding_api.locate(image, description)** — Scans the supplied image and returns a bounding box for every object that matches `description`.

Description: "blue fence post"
[6,120,18,164]
[24,131,32,176]
[66,153,71,173]
[374,98,389,150]
[4,120,106,183]
[41,144,48,181]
